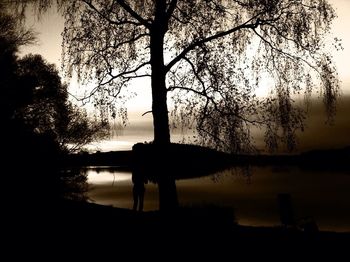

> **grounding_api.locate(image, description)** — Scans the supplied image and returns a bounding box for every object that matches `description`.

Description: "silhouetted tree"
[9,0,340,210]
[0,9,61,206]
[0,7,35,121]
[15,54,109,152]
[0,7,106,208]
[10,0,340,152]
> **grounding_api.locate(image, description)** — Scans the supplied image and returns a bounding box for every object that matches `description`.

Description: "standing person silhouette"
[132,170,146,212]
[131,143,148,211]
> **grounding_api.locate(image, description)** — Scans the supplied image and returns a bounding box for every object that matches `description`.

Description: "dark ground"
[5,199,348,259]
[4,144,349,258]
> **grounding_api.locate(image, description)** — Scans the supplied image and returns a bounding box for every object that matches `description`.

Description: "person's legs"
[133,186,138,211]
[138,192,144,212]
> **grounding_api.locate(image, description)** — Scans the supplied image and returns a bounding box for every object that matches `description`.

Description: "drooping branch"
[82,0,144,27]
[166,12,264,72]
[166,22,258,71]
[71,60,150,101]
[252,28,322,77]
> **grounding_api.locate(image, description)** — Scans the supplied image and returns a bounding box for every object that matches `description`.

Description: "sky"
[20,0,350,152]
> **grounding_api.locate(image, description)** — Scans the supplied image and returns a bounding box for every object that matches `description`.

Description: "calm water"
[86,166,350,232]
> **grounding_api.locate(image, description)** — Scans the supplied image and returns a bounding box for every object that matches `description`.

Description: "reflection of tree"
[59,168,89,201]
[133,143,231,210]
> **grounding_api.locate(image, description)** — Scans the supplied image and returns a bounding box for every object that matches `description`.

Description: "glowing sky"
[21,0,350,99]
[19,1,350,152]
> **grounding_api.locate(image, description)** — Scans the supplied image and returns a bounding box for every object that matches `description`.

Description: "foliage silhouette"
[10,0,340,152]
[0,7,105,210]
[14,54,109,153]
[8,0,342,211]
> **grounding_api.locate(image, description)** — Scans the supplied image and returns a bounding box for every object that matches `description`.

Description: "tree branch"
[166,13,263,72]
[82,0,142,27]
[253,28,320,73]
[115,0,151,29]
[167,85,205,97]
[142,110,152,116]
[168,85,265,126]
[114,61,151,78]
[166,0,178,21]
[182,56,207,94]
[121,74,151,79]
[69,61,149,102]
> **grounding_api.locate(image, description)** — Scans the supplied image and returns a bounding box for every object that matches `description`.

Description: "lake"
[86,166,350,232]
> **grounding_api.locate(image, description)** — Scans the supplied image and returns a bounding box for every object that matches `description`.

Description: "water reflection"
[87,169,130,184]
[86,167,159,210]
[86,166,350,232]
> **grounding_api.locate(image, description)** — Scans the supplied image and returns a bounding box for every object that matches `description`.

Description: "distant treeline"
[64,144,350,174]
[233,146,350,171]
[64,150,133,168]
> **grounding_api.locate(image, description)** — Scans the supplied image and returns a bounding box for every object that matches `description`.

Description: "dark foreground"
[6,200,349,259]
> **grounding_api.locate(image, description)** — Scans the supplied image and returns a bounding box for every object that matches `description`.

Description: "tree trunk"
[150,3,170,146]
[148,3,178,211]
[150,61,170,145]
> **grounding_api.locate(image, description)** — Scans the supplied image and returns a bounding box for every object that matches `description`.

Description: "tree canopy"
[15,54,109,152]
[0,5,108,153]
[11,0,340,153]
[0,6,107,204]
